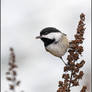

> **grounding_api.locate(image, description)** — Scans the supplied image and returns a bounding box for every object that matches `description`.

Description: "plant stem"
[60,57,67,66]
[68,70,73,90]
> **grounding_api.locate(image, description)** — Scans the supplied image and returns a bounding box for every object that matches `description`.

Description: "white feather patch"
[42,32,62,42]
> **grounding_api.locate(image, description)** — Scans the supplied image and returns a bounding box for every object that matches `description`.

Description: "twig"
[5,48,24,92]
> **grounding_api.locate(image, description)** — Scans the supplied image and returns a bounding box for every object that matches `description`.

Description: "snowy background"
[1,0,91,92]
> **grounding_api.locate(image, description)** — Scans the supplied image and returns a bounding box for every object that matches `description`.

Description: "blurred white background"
[1,0,91,92]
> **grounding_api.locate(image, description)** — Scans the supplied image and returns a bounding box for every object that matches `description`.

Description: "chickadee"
[36,27,69,65]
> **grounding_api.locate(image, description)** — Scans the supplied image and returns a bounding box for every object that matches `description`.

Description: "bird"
[36,27,69,65]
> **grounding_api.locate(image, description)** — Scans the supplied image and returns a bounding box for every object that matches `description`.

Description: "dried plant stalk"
[57,13,87,92]
[5,48,23,92]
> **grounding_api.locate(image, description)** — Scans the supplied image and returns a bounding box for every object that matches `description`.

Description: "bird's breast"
[45,36,69,57]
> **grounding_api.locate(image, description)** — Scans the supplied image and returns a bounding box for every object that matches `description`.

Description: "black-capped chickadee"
[36,27,69,65]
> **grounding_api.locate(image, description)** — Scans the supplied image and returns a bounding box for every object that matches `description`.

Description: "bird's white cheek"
[42,34,54,39]
[42,32,62,41]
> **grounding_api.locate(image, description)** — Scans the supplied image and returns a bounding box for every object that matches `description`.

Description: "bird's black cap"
[40,27,61,36]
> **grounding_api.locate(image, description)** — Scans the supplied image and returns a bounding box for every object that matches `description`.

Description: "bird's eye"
[44,32,48,35]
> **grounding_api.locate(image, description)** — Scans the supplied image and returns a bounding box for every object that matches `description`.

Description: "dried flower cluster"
[80,86,87,92]
[57,13,87,92]
[6,48,23,92]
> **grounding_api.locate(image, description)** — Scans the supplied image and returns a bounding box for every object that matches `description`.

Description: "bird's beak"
[35,36,42,39]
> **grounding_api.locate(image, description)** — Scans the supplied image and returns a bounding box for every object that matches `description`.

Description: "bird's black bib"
[41,38,55,47]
